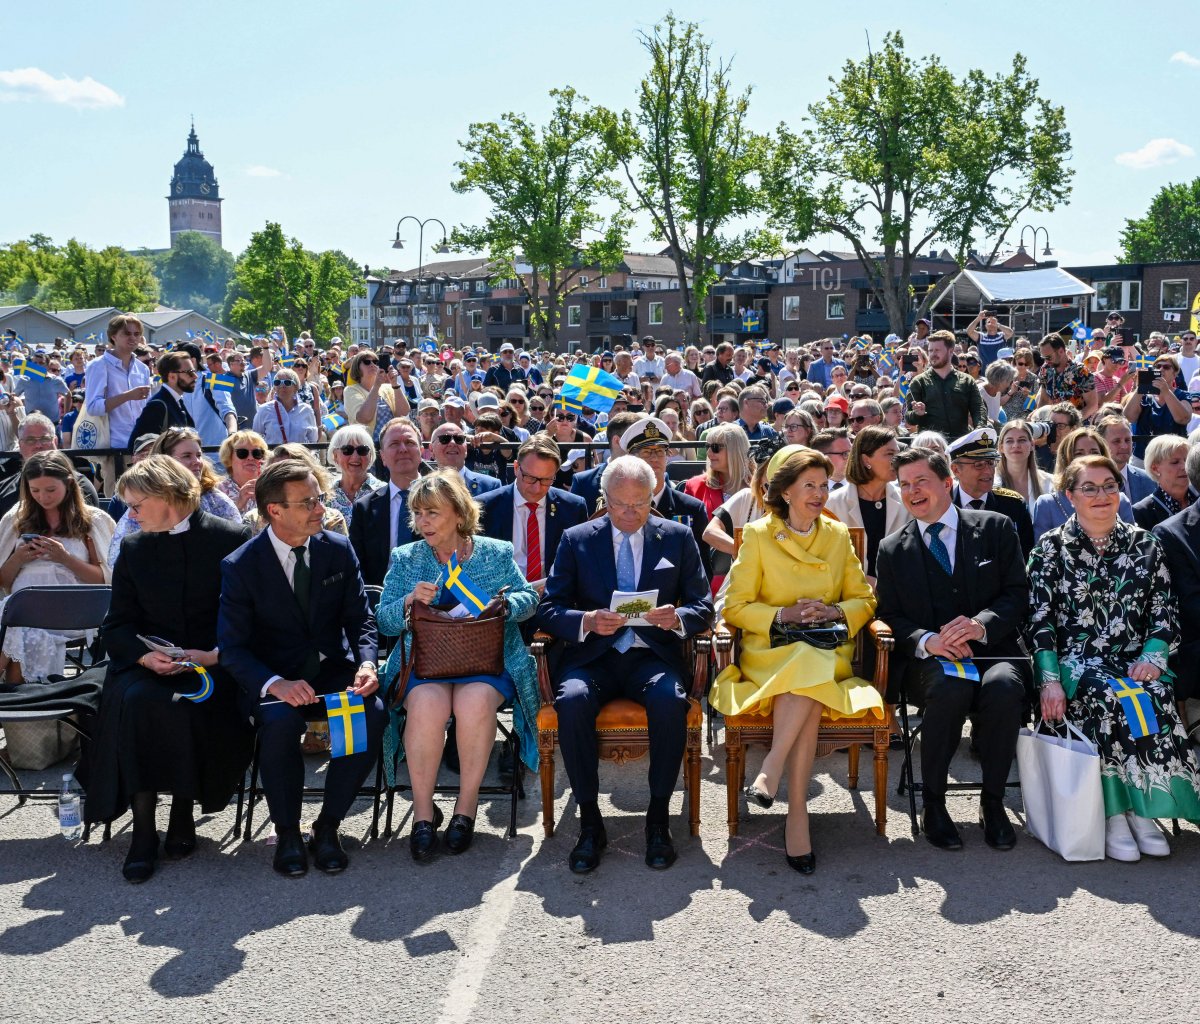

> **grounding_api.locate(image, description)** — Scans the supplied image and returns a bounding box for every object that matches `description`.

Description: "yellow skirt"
[710,634,884,720]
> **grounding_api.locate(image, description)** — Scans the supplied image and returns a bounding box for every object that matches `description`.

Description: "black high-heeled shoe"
[122,834,160,884]
[744,782,774,808]
[786,851,816,875]
[409,805,445,864]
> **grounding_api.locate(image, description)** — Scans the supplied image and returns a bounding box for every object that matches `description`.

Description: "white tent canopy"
[932,266,1095,308]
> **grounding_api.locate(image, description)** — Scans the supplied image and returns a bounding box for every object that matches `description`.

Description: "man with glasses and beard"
[127,351,197,449]
[905,330,987,439]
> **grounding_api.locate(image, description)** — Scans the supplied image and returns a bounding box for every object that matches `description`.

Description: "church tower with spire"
[167,122,223,248]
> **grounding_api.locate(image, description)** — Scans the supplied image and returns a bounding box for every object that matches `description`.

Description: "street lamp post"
[392,216,449,342]
[1015,224,1053,259]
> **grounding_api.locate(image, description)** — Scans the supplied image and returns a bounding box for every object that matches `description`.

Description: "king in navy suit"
[219,460,386,878]
[535,455,713,874]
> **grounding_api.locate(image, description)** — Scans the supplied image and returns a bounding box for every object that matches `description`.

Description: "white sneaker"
[1126,812,1171,857]
[1105,813,1141,862]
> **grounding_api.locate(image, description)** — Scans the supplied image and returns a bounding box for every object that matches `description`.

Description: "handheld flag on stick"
[1023,392,1039,413]
[438,551,493,617]
[561,364,623,414]
[936,657,981,682]
[556,393,585,414]
[323,413,346,434]
[171,663,214,704]
[1130,353,1155,371]
[897,380,910,401]
[204,372,238,392]
[1110,677,1159,740]
[277,352,297,368]
[324,691,367,758]
[877,351,896,374]
[1067,318,1093,342]
[11,356,48,379]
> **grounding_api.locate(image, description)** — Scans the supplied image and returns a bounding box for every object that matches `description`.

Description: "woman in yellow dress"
[711,446,881,874]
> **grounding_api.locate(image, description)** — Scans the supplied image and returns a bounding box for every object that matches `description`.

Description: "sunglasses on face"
[849,415,868,424]
[553,412,576,421]
[707,443,724,453]
[529,404,545,413]
[358,358,378,367]
[234,448,265,460]
[338,445,371,457]
[510,398,526,405]
[435,433,467,445]
[275,380,298,388]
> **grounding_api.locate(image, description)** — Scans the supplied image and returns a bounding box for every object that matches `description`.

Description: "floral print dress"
[1027,516,1200,819]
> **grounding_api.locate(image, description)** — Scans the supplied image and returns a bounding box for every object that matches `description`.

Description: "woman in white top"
[252,368,317,444]
[996,420,1053,512]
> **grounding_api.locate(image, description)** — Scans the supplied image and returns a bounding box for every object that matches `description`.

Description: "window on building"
[1092,280,1141,312]
[469,310,483,330]
[649,302,664,325]
[598,276,607,289]
[1161,279,1189,311]
[579,275,589,286]
[446,304,453,316]
[782,296,800,320]
[446,325,453,339]
[568,306,581,327]
[475,281,486,294]
[826,294,845,320]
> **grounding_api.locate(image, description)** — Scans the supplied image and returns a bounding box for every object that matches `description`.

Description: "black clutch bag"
[769,621,850,651]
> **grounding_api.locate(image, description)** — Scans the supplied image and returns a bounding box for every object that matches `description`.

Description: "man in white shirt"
[1177,329,1199,386]
[83,313,152,449]
[660,352,701,398]
[633,337,665,382]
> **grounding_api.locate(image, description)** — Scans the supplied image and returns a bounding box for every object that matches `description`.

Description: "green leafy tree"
[764,31,1072,334]
[0,236,64,306]
[46,239,159,310]
[451,86,629,348]
[1119,178,1200,263]
[155,231,235,318]
[601,14,771,347]
[225,222,363,340]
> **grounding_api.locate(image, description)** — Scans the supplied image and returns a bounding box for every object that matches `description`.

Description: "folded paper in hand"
[609,589,659,627]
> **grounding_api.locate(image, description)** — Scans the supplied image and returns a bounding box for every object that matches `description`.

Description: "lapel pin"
[549,502,556,519]
[775,531,788,542]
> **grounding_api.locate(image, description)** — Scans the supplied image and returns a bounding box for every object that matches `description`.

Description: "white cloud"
[245,165,283,178]
[1114,138,1195,170]
[1170,50,1200,68]
[0,67,123,108]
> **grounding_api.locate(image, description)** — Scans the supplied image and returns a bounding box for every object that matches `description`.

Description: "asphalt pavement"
[2,732,1198,1024]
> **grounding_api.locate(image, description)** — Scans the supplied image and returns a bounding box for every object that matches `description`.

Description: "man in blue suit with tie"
[219,460,386,878]
[478,434,587,586]
[536,456,713,874]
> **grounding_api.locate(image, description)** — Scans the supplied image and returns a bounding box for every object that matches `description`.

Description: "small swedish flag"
[172,663,214,704]
[12,356,48,379]
[1111,677,1159,739]
[439,551,493,617]
[205,372,237,392]
[936,657,981,682]
[1130,353,1155,371]
[324,691,367,757]
[562,364,623,414]
[323,413,346,434]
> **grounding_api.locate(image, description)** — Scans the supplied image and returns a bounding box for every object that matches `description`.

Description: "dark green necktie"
[292,545,311,617]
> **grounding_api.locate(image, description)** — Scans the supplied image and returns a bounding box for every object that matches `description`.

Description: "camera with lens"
[1027,420,1052,442]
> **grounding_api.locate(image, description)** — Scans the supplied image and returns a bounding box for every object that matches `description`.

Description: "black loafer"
[786,852,816,875]
[921,803,963,851]
[122,835,160,884]
[410,805,444,864]
[309,820,349,873]
[744,782,774,809]
[444,814,475,855]
[979,797,1017,851]
[644,822,677,870]
[273,827,309,878]
[568,824,607,874]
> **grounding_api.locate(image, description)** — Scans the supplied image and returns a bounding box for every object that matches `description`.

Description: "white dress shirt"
[915,504,960,660]
[84,351,152,448]
[388,482,407,552]
[510,491,546,581]
[579,523,686,643]
[262,527,318,694]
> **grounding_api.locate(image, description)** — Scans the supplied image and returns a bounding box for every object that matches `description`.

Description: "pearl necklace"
[785,520,816,537]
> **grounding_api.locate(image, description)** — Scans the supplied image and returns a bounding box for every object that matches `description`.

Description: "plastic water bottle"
[58,773,83,840]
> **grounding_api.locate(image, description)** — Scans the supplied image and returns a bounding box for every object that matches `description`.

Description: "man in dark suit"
[570,410,640,516]
[124,350,196,451]
[535,455,713,874]
[1152,446,1200,703]
[947,427,1035,558]
[876,446,1029,852]
[1098,415,1157,504]
[349,419,429,588]
[621,417,712,581]
[478,433,588,584]
[429,421,502,499]
[219,459,386,878]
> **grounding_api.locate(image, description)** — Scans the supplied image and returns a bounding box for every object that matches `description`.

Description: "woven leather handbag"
[393,587,509,707]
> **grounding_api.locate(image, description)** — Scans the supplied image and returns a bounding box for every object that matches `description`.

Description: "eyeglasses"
[827,448,851,458]
[553,412,576,421]
[21,434,55,445]
[338,445,371,457]
[785,384,800,391]
[434,433,467,445]
[707,443,724,453]
[275,380,298,388]
[234,448,266,460]
[510,398,526,405]
[275,497,324,512]
[607,499,652,513]
[1071,481,1121,498]
[529,404,545,413]
[518,468,556,487]
[358,358,378,366]
[848,415,869,424]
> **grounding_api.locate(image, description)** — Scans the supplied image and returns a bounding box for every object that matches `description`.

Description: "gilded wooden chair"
[713,526,895,836]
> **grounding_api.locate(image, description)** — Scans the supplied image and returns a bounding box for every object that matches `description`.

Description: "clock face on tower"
[175,182,183,194]
[200,182,210,195]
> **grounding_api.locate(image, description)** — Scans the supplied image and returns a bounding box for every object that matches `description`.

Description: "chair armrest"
[868,618,893,697]
[529,631,556,705]
[686,630,713,701]
[712,621,735,672]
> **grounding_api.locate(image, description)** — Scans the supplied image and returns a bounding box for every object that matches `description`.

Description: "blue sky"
[3,0,1198,271]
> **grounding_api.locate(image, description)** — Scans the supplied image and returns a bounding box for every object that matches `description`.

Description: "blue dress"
[378,535,541,781]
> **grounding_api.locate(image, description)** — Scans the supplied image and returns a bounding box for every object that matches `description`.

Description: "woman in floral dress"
[1027,454,1200,862]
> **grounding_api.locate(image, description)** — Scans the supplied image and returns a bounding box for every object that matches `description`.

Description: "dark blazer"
[1124,464,1157,504]
[875,508,1029,687]
[218,528,377,708]
[534,516,713,677]
[477,484,587,578]
[1134,489,1196,532]
[1153,502,1200,700]
[655,483,712,580]
[953,484,1035,559]
[570,464,605,515]
[462,466,502,498]
[349,483,418,588]
[126,386,194,451]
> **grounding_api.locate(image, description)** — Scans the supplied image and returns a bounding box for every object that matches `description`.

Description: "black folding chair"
[0,586,112,835]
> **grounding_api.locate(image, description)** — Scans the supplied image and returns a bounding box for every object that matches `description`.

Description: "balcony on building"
[585,296,637,337]
[484,300,528,340]
[710,281,769,335]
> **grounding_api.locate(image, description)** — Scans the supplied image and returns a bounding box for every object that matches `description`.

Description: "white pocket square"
[978,559,992,566]
[654,557,674,570]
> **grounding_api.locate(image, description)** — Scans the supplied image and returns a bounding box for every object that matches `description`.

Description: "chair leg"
[234,773,246,837]
[539,735,556,839]
[847,742,860,789]
[384,787,396,838]
[873,731,888,837]
[507,735,519,839]
[725,727,742,837]
[687,733,700,837]
[103,821,111,842]
[243,749,261,843]
[896,702,919,837]
[370,753,384,840]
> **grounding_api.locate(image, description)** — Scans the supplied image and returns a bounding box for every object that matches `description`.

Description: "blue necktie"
[926,522,953,575]
[614,530,636,653]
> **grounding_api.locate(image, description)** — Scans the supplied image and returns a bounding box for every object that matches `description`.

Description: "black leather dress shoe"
[786,852,816,875]
[122,834,160,884]
[309,820,350,873]
[921,803,963,851]
[568,824,607,874]
[273,827,308,877]
[644,822,677,870]
[163,824,196,861]
[444,814,475,855]
[410,805,444,864]
[744,783,774,808]
[979,797,1017,850]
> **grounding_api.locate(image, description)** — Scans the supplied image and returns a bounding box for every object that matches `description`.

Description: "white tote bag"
[1016,718,1105,861]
